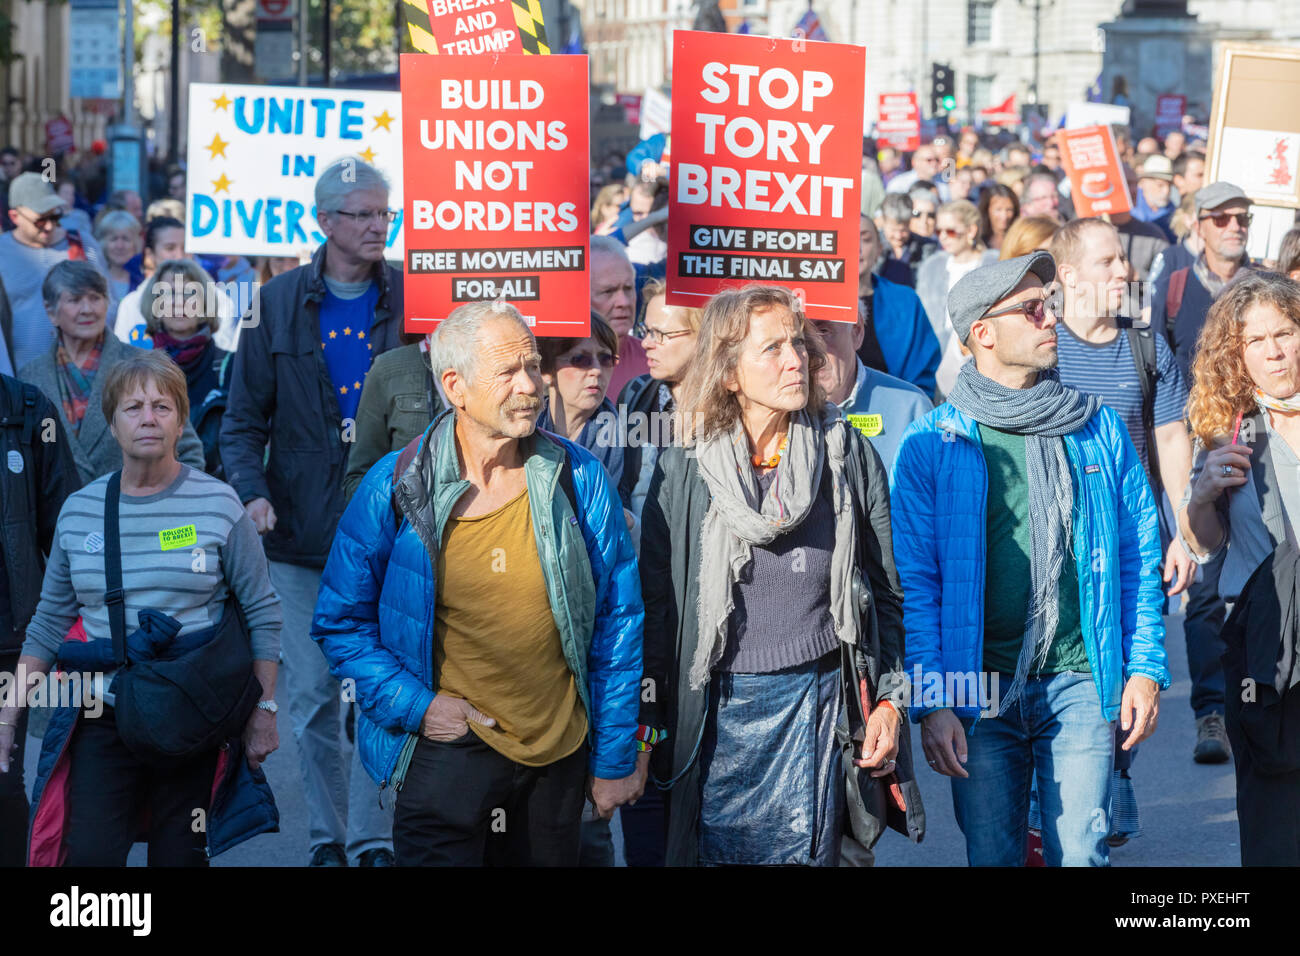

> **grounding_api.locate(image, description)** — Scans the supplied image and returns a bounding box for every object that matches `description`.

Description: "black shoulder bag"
[104,472,263,767]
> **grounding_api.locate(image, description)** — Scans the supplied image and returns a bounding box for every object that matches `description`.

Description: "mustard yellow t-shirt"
[434,487,588,766]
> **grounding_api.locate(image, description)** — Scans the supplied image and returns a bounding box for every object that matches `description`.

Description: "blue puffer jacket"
[889,402,1169,724]
[311,411,645,794]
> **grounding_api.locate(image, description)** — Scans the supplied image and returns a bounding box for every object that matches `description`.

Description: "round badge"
[6,450,21,474]
[84,532,104,554]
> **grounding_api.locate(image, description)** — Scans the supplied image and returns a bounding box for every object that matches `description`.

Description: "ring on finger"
[1222,464,1234,477]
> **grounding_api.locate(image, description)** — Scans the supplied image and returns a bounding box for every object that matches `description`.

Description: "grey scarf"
[946,362,1101,713]
[690,405,858,690]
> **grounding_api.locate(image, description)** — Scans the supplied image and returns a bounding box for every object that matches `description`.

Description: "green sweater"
[343,342,441,501]
[980,424,1089,675]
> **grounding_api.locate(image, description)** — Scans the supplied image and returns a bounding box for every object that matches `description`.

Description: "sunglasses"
[982,297,1049,322]
[560,351,616,370]
[20,209,64,229]
[911,210,936,220]
[1199,212,1252,229]
[938,227,965,239]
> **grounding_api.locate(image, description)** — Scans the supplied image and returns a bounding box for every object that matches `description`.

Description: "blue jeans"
[951,671,1114,867]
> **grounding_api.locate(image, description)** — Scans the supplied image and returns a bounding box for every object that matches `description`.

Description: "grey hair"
[93,209,140,241]
[140,258,222,335]
[428,300,533,382]
[314,157,389,214]
[42,260,108,312]
[907,184,938,208]
[879,193,912,223]
[589,234,632,269]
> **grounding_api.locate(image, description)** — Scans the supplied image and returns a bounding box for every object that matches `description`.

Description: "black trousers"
[0,651,29,867]
[393,733,586,866]
[62,705,216,867]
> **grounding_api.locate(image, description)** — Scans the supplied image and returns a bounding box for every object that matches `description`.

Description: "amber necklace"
[751,431,789,469]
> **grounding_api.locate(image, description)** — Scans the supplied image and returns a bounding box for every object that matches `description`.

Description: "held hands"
[1162,539,1195,597]
[1190,444,1253,507]
[589,751,651,819]
[855,702,901,777]
[245,497,278,535]
[1120,676,1160,751]
[420,694,496,741]
[920,708,969,778]
[0,706,18,774]
[243,708,279,769]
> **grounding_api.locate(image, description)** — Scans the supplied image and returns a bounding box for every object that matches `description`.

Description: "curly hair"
[676,285,827,444]
[1188,271,1300,445]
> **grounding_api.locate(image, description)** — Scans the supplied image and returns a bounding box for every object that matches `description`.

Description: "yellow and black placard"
[401,0,549,55]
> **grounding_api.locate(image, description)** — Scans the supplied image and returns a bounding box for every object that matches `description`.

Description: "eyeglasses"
[911,210,936,220]
[559,351,616,370]
[19,209,64,229]
[1199,212,1252,229]
[331,208,398,224]
[982,297,1049,323]
[642,327,694,345]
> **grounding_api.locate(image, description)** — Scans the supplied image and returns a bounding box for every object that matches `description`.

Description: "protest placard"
[876,92,920,152]
[185,83,404,258]
[1058,124,1131,218]
[1065,101,1130,130]
[1154,94,1186,138]
[1208,43,1300,210]
[400,52,589,335]
[417,0,549,55]
[666,31,864,322]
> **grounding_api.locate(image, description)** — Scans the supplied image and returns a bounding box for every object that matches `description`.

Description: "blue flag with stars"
[319,284,379,421]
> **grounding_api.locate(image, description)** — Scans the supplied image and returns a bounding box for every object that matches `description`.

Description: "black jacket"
[616,373,664,507]
[219,244,405,567]
[1223,541,1300,865]
[0,374,80,653]
[639,419,923,865]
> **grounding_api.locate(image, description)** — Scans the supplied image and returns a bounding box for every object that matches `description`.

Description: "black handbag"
[103,472,263,768]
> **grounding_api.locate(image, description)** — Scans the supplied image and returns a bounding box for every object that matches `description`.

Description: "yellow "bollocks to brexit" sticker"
[159,524,198,551]
[847,413,884,438]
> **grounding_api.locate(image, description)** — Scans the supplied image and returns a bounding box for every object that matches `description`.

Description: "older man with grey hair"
[589,234,649,397]
[312,300,647,866]
[220,156,405,867]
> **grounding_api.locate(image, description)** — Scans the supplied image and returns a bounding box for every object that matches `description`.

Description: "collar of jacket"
[304,241,393,308]
[395,407,569,554]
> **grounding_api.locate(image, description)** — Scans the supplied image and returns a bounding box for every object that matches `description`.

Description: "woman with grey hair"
[142,258,232,477]
[92,209,142,314]
[19,260,205,483]
[639,284,920,866]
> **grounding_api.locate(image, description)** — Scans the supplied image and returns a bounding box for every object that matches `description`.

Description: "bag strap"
[104,472,128,668]
[390,434,423,527]
[1118,319,1161,495]
[1167,267,1189,327]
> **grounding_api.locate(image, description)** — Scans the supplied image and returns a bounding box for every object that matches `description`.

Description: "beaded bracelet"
[635,724,667,752]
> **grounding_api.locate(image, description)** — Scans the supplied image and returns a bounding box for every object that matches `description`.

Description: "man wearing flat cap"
[889,251,1170,866]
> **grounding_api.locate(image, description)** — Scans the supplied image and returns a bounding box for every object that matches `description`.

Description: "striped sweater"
[23,465,281,665]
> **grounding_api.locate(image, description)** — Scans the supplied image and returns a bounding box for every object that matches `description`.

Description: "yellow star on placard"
[357,330,365,340]
[211,172,232,194]
[212,91,232,112]
[372,110,395,132]
[359,147,377,164]
[329,330,337,339]
[205,133,229,159]
[353,380,361,390]
[340,385,348,395]
[343,326,352,336]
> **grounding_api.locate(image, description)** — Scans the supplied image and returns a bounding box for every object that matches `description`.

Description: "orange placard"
[1059,124,1132,218]
[399,53,589,335]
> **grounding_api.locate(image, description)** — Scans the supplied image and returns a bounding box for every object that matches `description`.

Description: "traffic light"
[931,63,956,115]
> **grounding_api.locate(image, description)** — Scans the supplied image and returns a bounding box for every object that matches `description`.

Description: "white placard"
[186,82,404,258]
[639,87,672,141]
[1065,101,1130,130]
[1218,127,1300,205]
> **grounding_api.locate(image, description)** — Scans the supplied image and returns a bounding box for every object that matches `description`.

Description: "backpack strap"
[1167,266,1189,327]
[390,434,423,527]
[104,472,128,669]
[1118,317,1161,495]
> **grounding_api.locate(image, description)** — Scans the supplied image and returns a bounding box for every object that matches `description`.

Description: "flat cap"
[1195,181,1250,215]
[947,250,1056,344]
[6,172,64,217]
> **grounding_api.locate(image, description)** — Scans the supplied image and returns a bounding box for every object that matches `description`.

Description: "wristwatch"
[256,699,279,714]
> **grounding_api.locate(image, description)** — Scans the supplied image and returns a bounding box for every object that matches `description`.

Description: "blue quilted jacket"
[311,411,645,793]
[890,402,1169,723]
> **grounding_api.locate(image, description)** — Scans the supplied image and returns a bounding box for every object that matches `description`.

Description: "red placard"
[666,31,864,322]
[876,92,920,152]
[1155,93,1187,138]
[400,53,589,336]
[424,0,524,55]
[1059,125,1132,218]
